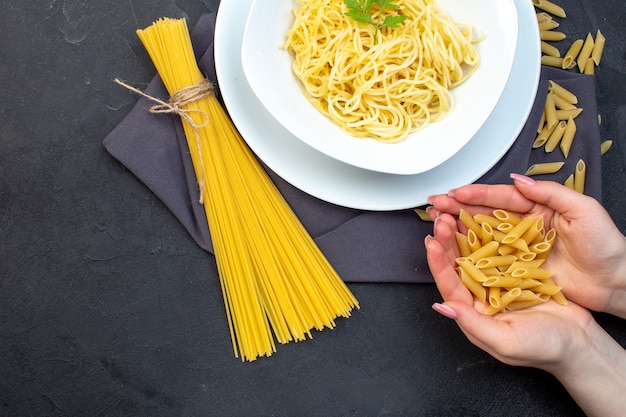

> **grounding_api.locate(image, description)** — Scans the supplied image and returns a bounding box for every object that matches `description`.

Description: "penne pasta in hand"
[451,210,567,315]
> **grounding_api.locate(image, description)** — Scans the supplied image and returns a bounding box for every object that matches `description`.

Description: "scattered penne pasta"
[541,55,565,69]
[562,39,584,69]
[533,0,566,18]
[414,207,432,222]
[577,33,595,73]
[559,116,576,158]
[600,140,612,156]
[548,81,577,104]
[534,1,606,73]
[592,30,606,65]
[541,41,560,57]
[525,161,565,176]
[574,159,586,193]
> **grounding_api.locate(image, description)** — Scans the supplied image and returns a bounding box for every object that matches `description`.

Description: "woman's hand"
[427,173,626,319]
[425,211,596,371]
[425,197,626,417]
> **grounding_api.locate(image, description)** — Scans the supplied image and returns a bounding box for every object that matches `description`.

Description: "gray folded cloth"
[104,13,602,283]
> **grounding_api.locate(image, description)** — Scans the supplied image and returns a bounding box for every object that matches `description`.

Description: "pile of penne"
[525,79,612,193]
[454,209,566,315]
[534,0,605,74]
[525,81,587,192]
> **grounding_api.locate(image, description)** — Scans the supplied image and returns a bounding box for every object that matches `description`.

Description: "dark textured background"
[1,1,625,416]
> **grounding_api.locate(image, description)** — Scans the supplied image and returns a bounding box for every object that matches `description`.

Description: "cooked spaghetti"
[134,18,359,361]
[284,0,482,142]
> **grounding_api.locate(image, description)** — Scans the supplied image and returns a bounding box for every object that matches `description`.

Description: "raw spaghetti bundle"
[284,0,482,142]
[127,18,358,361]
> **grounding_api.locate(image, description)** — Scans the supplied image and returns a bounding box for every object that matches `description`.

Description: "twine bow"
[114,77,213,204]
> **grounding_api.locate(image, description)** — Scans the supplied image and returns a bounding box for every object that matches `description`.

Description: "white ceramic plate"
[214,0,539,210]
[241,0,518,175]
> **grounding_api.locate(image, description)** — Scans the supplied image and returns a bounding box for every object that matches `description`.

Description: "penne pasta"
[577,33,595,73]
[456,257,489,283]
[592,29,605,65]
[564,173,575,189]
[460,268,487,303]
[450,211,566,314]
[480,222,494,245]
[574,159,586,193]
[505,238,530,253]
[498,244,517,256]
[514,250,537,262]
[562,39,584,69]
[551,290,568,305]
[475,254,518,269]
[559,116,576,158]
[517,279,544,290]
[548,81,578,104]
[524,161,565,176]
[414,208,432,221]
[455,232,472,257]
[583,58,595,75]
[555,108,583,120]
[516,290,543,302]
[541,55,565,69]
[488,286,501,308]
[507,297,550,311]
[600,140,613,156]
[536,12,553,23]
[493,209,522,225]
[530,241,553,256]
[467,241,500,263]
[531,282,562,296]
[504,260,545,274]
[467,229,481,252]
[502,217,537,244]
[459,209,482,236]
[544,91,558,130]
[485,288,522,315]
[511,267,553,280]
[532,0,566,18]
[538,19,560,31]
[533,135,548,149]
[541,41,560,57]
[552,94,577,110]
[474,213,502,229]
[540,30,567,42]
[520,216,544,245]
[483,276,523,289]
[544,120,567,153]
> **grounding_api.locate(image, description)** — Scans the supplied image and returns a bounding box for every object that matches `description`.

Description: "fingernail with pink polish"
[432,303,458,320]
[510,173,536,186]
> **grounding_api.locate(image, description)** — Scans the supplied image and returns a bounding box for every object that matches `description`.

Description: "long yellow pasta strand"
[135,18,359,361]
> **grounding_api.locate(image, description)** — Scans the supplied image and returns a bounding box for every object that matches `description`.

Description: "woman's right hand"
[427,173,626,319]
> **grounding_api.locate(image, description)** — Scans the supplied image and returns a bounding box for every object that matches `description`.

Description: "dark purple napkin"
[104,13,602,283]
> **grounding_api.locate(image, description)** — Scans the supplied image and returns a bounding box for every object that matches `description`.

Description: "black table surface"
[2,1,625,416]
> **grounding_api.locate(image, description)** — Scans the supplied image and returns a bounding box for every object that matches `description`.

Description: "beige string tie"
[114,77,213,204]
